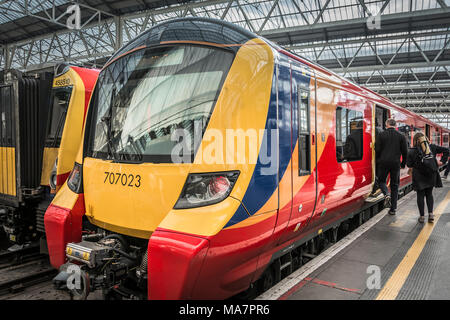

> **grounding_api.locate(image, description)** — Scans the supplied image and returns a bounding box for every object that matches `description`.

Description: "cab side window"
[298,87,310,176]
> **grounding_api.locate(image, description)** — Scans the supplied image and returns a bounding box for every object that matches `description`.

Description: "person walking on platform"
[375,118,408,215]
[443,153,450,179]
[407,132,448,223]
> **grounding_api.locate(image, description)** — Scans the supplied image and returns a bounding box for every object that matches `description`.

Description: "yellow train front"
[40,64,99,195]
[46,17,282,300]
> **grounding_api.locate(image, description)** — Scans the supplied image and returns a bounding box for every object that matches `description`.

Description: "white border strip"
[256,193,413,300]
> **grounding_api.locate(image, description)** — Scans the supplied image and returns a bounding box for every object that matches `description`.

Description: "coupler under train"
[52,233,148,300]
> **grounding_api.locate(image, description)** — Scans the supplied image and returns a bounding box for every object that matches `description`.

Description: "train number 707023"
[103,171,141,188]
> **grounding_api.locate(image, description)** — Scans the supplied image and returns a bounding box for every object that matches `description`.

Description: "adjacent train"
[0,64,99,244]
[45,18,450,300]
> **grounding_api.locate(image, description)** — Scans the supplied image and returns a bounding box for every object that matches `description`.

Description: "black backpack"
[417,143,438,174]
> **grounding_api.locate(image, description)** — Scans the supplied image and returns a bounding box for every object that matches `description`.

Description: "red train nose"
[147,229,209,300]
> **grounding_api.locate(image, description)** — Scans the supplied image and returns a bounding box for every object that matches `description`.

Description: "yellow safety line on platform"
[376,190,450,300]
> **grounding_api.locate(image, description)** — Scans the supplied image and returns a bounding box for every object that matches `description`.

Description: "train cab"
[41,64,99,194]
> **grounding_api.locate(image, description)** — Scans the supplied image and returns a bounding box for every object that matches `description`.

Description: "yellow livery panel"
[84,38,275,238]
[83,159,192,238]
[0,147,16,196]
[40,147,58,186]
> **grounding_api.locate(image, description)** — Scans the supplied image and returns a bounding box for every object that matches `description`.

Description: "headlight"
[50,172,57,190]
[49,157,58,189]
[174,171,240,209]
[67,162,83,194]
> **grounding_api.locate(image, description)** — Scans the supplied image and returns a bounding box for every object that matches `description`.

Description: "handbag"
[417,144,438,174]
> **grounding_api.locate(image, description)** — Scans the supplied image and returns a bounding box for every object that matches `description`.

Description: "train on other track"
[0,64,99,245]
[44,18,450,300]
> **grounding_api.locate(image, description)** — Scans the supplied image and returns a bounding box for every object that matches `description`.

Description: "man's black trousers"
[378,164,400,211]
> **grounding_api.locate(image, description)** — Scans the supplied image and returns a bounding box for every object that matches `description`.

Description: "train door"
[277,63,317,244]
[426,124,431,140]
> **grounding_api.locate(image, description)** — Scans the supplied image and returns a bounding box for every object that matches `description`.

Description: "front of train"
[41,64,99,194]
[45,18,278,299]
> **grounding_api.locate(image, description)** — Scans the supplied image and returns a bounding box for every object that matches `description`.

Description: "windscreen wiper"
[99,88,120,160]
[51,110,67,148]
[100,115,118,161]
[126,135,143,162]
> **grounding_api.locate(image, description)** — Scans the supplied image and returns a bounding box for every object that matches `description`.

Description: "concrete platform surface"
[259,177,450,300]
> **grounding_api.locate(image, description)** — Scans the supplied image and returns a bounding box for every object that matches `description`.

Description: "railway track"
[0,268,57,296]
[0,244,42,270]
[0,243,57,298]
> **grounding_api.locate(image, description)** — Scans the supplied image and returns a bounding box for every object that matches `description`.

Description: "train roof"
[105,17,448,133]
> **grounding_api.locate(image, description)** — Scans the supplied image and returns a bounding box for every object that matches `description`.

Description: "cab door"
[277,63,317,244]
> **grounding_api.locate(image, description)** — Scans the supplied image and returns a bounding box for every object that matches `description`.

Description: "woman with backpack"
[407,132,449,223]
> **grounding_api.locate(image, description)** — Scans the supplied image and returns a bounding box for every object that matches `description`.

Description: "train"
[0,64,99,245]
[45,18,450,300]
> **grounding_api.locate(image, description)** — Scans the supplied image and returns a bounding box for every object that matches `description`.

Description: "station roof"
[0,0,449,127]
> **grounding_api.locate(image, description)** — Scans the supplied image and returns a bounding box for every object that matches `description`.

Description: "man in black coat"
[443,152,450,179]
[375,118,408,215]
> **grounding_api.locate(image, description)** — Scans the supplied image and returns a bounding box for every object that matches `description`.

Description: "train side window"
[433,128,441,145]
[336,106,364,163]
[397,123,411,147]
[375,105,389,130]
[443,133,449,147]
[298,87,310,176]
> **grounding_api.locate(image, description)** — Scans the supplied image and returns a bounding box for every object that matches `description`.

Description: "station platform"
[258,178,450,300]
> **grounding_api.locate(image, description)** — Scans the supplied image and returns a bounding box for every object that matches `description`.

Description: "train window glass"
[298,87,310,176]
[336,107,364,162]
[432,129,441,145]
[375,106,387,130]
[299,89,309,134]
[0,85,15,148]
[88,45,234,163]
[46,87,72,146]
[443,134,449,147]
[397,123,411,147]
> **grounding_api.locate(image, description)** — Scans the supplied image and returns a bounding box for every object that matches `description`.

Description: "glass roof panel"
[0,0,70,24]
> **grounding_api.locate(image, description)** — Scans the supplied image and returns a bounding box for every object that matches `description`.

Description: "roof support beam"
[260,7,450,37]
[285,30,450,51]
[331,60,450,73]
